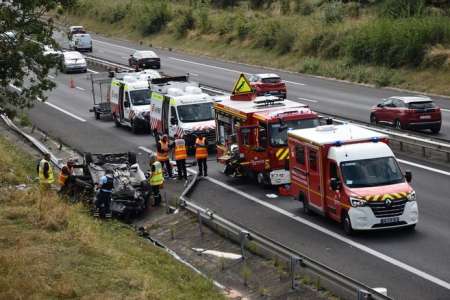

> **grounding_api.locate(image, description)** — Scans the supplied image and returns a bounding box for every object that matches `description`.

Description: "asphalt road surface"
[24,65,450,299]
[53,31,450,141]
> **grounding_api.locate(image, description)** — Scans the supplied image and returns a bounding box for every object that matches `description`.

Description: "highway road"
[24,63,450,299]
[53,31,450,142]
[7,27,447,297]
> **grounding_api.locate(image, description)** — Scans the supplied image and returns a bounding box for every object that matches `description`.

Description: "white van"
[69,33,92,52]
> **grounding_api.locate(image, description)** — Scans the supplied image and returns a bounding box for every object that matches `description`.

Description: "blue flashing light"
[371,137,379,143]
[334,141,342,146]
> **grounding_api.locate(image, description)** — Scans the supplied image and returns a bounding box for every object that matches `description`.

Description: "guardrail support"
[357,289,372,300]
[290,256,301,290]
[399,141,404,152]
[164,192,170,214]
[197,210,204,238]
[422,146,426,158]
[239,230,250,260]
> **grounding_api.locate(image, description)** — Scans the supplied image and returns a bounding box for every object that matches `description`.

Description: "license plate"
[420,115,431,119]
[381,217,399,224]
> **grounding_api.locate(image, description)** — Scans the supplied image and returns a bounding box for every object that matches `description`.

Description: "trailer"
[89,72,113,120]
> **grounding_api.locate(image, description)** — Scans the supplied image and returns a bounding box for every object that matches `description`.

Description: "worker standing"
[174,133,187,180]
[94,169,114,218]
[148,154,164,206]
[58,165,71,195]
[37,153,54,192]
[157,134,173,178]
[195,134,208,177]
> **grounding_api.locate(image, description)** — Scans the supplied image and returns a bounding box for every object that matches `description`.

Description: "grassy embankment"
[59,0,450,96]
[0,135,224,299]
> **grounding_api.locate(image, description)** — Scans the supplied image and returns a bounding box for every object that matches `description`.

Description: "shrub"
[214,14,235,36]
[235,16,253,40]
[294,0,314,16]
[138,1,171,36]
[173,9,195,38]
[345,2,360,18]
[321,1,345,24]
[299,57,321,74]
[253,20,280,49]
[195,5,211,33]
[379,0,426,18]
[275,26,296,54]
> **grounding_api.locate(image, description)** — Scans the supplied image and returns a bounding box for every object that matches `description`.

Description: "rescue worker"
[58,165,71,195]
[94,169,114,218]
[148,154,164,206]
[157,134,173,178]
[195,134,208,177]
[37,153,54,192]
[174,133,187,180]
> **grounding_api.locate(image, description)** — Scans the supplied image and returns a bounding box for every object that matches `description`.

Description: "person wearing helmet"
[94,169,114,218]
[148,154,164,206]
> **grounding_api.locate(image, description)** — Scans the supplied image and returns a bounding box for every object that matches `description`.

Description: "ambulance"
[214,74,319,186]
[149,76,216,148]
[288,124,418,234]
[110,70,161,133]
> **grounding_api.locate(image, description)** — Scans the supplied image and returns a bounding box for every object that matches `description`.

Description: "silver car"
[60,51,87,73]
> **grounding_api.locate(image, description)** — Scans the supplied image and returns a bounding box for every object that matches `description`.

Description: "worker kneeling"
[94,169,114,218]
[148,154,164,207]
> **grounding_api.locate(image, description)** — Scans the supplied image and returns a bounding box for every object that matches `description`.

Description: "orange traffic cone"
[69,78,75,88]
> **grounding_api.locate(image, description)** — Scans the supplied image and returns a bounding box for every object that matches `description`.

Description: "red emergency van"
[288,124,418,234]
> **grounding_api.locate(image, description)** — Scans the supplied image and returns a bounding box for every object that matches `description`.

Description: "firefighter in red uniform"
[195,134,208,177]
[157,134,173,178]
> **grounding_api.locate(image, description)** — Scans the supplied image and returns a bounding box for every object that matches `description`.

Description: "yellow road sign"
[232,73,253,95]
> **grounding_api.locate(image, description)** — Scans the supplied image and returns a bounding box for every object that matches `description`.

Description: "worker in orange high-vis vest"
[195,134,208,177]
[157,134,173,178]
[174,133,187,180]
[58,165,71,195]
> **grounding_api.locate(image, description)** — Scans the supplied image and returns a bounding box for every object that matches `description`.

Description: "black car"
[128,50,160,69]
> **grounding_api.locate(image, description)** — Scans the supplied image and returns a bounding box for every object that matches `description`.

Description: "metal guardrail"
[82,53,450,164]
[179,174,391,300]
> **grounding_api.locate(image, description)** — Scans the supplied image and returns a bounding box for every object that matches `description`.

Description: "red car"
[249,73,287,99]
[370,96,442,133]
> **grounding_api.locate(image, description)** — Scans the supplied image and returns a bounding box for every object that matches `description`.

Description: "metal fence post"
[164,192,170,214]
[290,256,301,290]
[239,231,249,260]
[197,210,203,238]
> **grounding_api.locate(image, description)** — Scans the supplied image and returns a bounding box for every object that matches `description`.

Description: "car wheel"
[370,113,377,124]
[394,119,403,130]
[343,213,354,235]
[431,125,441,134]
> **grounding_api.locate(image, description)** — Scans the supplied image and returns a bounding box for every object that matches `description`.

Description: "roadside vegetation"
[0,135,223,300]
[61,0,450,95]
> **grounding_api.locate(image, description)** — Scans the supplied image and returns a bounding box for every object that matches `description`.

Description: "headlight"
[407,191,416,201]
[350,197,366,207]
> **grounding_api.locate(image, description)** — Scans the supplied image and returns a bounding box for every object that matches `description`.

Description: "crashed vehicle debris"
[71,152,150,219]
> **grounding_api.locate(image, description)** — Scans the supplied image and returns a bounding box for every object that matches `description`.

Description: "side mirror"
[405,170,412,183]
[124,101,130,108]
[330,178,340,191]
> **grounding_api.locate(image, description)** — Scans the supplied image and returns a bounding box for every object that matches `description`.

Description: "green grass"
[0,135,224,300]
[57,1,450,96]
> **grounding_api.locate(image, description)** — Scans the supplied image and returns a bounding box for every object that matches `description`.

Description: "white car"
[43,45,62,57]
[60,51,87,73]
[69,33,92,52]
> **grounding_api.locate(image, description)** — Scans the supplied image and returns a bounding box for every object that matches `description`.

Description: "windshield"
[340,157,404,188]
[261,77,281,84]
[129,89,151,105]
[269,118,319,146]
[177,102,213,123]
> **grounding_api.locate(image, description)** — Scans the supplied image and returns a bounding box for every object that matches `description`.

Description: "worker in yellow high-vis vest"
[37,153,54,192]
[148,154,164,206]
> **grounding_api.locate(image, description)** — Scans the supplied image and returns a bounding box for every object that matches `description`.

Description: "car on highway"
[60,51,87,73]
[370,96,442,133]
[67,25,86,39]
[128,50,160,70]
[69,33,92,52]
[248,73,287,99]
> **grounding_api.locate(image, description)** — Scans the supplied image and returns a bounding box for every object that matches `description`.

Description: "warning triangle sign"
[232,74,253,95]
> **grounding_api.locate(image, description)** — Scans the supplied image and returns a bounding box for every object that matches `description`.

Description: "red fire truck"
[287,124,418,234]
[214,93,319,185]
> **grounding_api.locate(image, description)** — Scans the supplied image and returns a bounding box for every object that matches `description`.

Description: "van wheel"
[343,213,354,235]
[302,195,311,215]
[394,119,403,130]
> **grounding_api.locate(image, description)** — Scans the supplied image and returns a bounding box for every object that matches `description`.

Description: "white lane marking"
[285,80,305,86]
[48,75,55,79]
[297,97,318,103]
[92,39,136,52]
[196,172,450,291]
[169,57,241,74]
[75,86,85,91]
[138,146,154,154]
[398,159,450,176]
[87,68,99,74]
